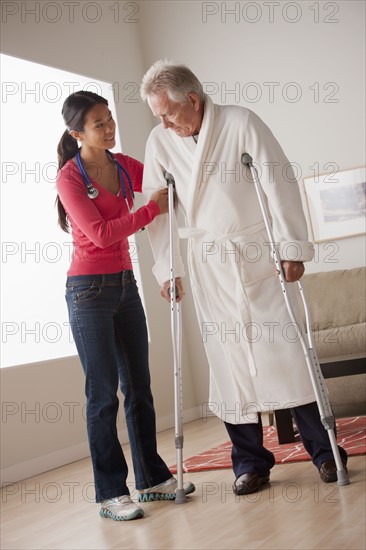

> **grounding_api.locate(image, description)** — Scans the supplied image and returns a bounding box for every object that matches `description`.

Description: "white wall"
[1,0,365,483]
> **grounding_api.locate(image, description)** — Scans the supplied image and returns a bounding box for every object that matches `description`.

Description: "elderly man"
[140,60,347,494]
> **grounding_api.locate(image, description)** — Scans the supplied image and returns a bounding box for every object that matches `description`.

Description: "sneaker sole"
[138,482,196,502]
[99,507,145,521]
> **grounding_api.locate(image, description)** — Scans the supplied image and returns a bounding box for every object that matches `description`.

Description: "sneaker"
[100,495,144,521]
[138,477,196,502]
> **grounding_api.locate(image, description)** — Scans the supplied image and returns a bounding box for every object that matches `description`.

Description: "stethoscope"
[75,149,135,213]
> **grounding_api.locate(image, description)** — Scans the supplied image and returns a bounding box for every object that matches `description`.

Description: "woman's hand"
[160,277,185,303]
[151,188,169,214]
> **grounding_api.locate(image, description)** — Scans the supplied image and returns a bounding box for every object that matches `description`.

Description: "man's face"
[148,91,203,138]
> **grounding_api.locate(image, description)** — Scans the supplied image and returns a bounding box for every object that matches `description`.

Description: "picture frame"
[301,166,366,242]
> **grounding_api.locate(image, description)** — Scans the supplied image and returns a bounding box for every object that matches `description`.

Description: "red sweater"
[57,153,160,276]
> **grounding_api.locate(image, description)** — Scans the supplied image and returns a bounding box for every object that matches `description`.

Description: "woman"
[56,91,194,521]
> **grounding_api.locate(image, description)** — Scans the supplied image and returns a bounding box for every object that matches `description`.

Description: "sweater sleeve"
[244,110,314,262]
[56,161,160,249]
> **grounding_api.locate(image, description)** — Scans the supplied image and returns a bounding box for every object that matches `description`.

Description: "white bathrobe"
[143,96,316,424]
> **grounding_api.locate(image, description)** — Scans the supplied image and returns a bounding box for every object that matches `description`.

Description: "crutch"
[241,153,350,486]
[164,171,187,503]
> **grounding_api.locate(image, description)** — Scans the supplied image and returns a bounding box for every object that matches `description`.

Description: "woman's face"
[72,103,116,150]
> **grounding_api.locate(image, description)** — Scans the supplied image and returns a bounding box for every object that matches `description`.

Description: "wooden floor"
[1,416,365,550]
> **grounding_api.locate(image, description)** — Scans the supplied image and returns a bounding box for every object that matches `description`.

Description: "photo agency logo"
[1,480,151,504]
[200,480,339,504]
[0,478,339,505]
[201,320,307,344]
[1,239,139,265]
[1,480,97,504]
[1,1,139,24]
[200,239,340,265]
[0,78,340,106]
[1,399,127,425]
[202,80,340,104]
[1,400,87,424]
[1,319,74,347]
[1,315,131,347]
[200,319,340,345]
[1,79,141,105]
[201,400,343,423]
[200,160,341,185]
[201,1,340,24]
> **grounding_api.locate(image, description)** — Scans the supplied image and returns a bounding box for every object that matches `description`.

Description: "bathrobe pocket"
[239,230,276,287]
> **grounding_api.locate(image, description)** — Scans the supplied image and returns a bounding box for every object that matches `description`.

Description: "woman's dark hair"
[56,91,108,232]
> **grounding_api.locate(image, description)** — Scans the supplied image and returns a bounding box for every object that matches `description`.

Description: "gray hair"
[140,59,206,104]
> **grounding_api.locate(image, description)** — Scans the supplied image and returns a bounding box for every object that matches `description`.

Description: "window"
[1,54,144,368]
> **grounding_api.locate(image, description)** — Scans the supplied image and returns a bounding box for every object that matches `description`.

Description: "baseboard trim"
[0,441,91,488]
[1,406,202,486]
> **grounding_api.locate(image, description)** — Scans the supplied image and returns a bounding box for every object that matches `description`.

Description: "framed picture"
[301,166,366,242]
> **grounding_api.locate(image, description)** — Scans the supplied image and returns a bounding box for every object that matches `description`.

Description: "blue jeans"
[66,270,172,502]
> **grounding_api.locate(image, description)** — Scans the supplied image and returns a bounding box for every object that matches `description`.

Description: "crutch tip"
[175,489,187,504]
[337,470,351,486]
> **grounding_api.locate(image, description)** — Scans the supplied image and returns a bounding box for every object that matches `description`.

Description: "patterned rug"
[170,416,366,474]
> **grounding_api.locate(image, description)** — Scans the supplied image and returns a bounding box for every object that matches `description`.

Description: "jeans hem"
[135,473,174,491]
[96,487,130,503]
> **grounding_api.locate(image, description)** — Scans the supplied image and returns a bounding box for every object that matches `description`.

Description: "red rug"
[170,416,366,474]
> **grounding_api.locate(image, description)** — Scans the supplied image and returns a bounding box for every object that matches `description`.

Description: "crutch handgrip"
[165,171,175,186]
[241,153,253,166]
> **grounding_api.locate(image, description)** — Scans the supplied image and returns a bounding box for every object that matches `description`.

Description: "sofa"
[274,266,366,443]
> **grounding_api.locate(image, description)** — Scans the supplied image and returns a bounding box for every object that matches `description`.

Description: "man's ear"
[188,93,201,111]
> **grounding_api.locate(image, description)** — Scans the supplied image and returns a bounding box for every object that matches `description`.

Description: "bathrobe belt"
[178,222,266,242]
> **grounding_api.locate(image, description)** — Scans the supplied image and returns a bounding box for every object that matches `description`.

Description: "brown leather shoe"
[319,460,348,483]
[232,472,270,495]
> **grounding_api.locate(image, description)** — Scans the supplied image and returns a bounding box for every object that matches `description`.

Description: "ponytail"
[57,129,78,170]
[56,196,69,233]
[56,130,79,232]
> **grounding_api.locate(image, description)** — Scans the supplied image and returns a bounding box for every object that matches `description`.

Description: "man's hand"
[160,277,185,302]
[281,261,305,282]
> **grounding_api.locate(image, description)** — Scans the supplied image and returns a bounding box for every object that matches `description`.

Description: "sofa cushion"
[326,373,366,417]
[314,323,366,362]
[302,267,366,329]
